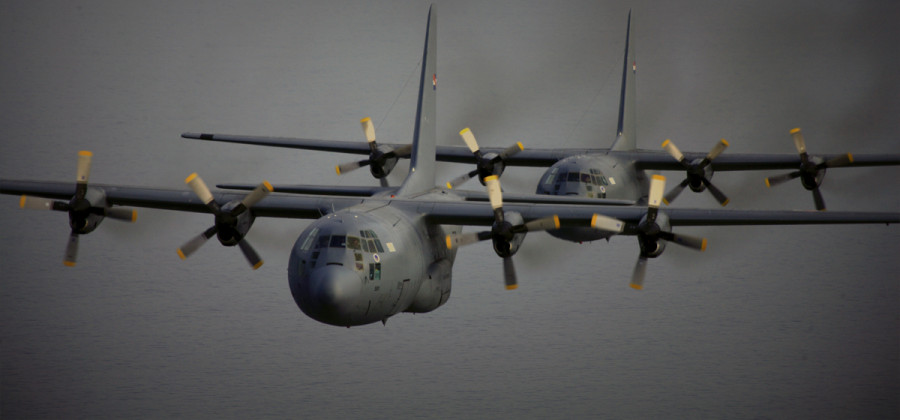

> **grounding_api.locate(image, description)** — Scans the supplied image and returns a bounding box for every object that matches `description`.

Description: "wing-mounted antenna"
[395,4,437,197]
[609,10,636,152]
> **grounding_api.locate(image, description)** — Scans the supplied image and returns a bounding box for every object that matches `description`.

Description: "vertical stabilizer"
[396,5,437,197]
[610,10,637,151]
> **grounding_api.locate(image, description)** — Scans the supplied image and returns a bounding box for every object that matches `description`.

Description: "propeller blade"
[630,255,648,290]
[485,175,503,211]
[521,215,560,232]
[822,153,853,169]
[185,173,216,207]
[591,214,625,233]
[445,170,478,190]
[238,239,264,270]
[662,178,690,206]
[177,226,218,260]
[790,128,807,155]
[459,127,480,154]
[75,150,92,199]
[240,180,273,209]
[19,196,67,211]
[706,138,729,162]
[700,177,730,206]
[648,174,666,209]
[445,231,491,249]
[661,139,685,163]
[64,231,79,267]
[499,142,524,159]
[360,117,376,143]
[379,177,389,188]
[104,207,137,222]
[812,188,826,211]
[335,159,369,175]
[660,231,707,251]
[764,171,801,188]
[503,256,517,290]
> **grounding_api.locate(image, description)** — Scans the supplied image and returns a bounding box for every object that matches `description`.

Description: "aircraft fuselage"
[287,192,459,327]
[535,153,649,242]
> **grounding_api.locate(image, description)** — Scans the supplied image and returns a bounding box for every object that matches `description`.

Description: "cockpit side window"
[299,227,319,251]
[543,167,559,185]
[346,236,361,250]
[315,235,329,249]
[329,235,346,248]
[580,173,591,183]
[567,172,581,182]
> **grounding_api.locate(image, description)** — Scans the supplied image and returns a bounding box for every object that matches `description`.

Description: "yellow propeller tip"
[131,210,138,222]
[459,127,471,135]
[721,199,730,207]
[185,172,199,184]
[630,284,643,290]
[652,174,665,182]
[262,180,274,192]
[505,284,518,290]
[847,153,854,163]
[484,175,499,182]
[360,117,371,123]
[19,195,26,208]
[662,198,670,206]
[661,139,671,148]
[553,215,560,229]
[252,261,264,270]
[63,261,76,267]
[176,249,187,260]
[720,139,730,147]
[701,238,708,251]
[446,182,453,190]
[516,141,524,151]
[445,235,454,249]
[335,166,341,175]
[78,150,93,157]
[764,178,771,188]
[790,127,801,134]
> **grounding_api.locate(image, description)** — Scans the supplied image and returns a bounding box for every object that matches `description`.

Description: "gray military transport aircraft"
[3,6,898,327]
[184,10,900,216]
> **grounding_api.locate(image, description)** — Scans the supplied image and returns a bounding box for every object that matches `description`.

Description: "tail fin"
[610,10,636,152]
[396,4,437,197]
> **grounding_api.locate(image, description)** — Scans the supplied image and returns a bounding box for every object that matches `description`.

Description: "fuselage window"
[329,235,346,248]
[315,235,329,249]
[347,235,361,250]
[368,263,382,280]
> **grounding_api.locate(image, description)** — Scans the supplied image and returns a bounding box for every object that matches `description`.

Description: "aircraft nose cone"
[306,265,362,325]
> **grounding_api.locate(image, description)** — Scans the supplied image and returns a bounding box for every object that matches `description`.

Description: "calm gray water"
[2,1,898,418]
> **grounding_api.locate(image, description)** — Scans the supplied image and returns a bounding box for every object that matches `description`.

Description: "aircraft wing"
[4,179,897,228]
[619,150,900,171]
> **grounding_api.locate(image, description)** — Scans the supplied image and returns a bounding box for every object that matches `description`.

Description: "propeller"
[18,150,137,266]
[445,175,558,290]
[445,127,523,189]
[630,175,707,290]
[661,138,730,206]
[335,117,412,187]
[764,128,853,211]
[176,173,272,269]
